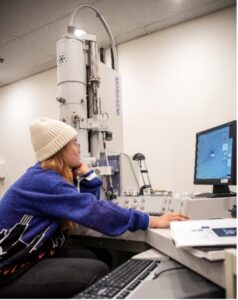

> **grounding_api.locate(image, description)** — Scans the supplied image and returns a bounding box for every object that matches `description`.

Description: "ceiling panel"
[0,38,52,81]
[0,0,99,39]
[0,0,236,88]
[20,17,69,57]
[142,0,236,36]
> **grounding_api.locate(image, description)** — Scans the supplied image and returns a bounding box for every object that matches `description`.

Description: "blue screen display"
[196,127,232,180]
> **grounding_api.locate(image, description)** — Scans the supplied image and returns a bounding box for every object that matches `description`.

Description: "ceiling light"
[74,29,87,37]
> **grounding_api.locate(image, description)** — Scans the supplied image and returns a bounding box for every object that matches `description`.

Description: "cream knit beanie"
[30,117,77,162]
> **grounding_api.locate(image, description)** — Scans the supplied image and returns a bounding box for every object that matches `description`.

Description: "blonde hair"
[41,146,76,233]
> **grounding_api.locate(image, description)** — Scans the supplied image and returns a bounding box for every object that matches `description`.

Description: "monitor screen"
[194,120,236,194]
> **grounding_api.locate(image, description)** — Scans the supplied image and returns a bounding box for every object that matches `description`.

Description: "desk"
[75,226,230,289]
[224,248,237,298]
[146,228,225,288]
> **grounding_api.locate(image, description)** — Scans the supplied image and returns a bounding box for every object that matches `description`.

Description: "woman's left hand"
[73,162,90,177]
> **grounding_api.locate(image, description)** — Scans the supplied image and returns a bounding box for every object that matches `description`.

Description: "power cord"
[152,266,185,280]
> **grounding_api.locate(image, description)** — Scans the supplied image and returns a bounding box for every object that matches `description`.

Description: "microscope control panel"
[114,196,236,220]
[114,196,172,215]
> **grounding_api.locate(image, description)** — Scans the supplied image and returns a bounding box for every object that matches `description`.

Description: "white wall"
[118,6,236,194]
[0,7,236,196]
[0,69,59,195]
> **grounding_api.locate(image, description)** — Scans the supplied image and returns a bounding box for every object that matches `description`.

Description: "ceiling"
[0,0,236,88]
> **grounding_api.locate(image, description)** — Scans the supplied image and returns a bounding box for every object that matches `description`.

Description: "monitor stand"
[195,185,236,198]
[212,185,236,197]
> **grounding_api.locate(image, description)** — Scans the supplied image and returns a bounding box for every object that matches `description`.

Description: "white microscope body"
[56,31,141,199]
[56,7,235,219]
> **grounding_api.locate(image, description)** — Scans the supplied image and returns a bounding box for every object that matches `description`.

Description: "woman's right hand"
[149,212,189,228]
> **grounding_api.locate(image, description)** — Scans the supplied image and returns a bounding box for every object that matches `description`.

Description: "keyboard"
[74,259,160,299]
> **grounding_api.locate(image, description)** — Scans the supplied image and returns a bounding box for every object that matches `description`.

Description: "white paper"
[170,218,236,248]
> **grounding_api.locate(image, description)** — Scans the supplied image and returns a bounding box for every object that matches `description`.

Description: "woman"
[0,117,188,298]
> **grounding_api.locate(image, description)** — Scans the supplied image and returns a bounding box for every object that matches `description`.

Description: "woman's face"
[62,138,81,169]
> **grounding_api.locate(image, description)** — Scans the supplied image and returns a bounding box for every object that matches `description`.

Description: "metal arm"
[68,4,118,71]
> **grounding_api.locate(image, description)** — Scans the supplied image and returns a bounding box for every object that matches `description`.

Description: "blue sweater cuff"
[83,170,97,180]
[143,213,150,230]
[129,210,150,231]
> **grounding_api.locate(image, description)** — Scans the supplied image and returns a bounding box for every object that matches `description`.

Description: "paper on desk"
[170,218,236,248]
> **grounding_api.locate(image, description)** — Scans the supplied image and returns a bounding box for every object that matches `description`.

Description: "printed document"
[170,218,236,248]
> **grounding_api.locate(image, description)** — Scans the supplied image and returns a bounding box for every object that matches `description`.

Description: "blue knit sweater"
[0,163,149,285]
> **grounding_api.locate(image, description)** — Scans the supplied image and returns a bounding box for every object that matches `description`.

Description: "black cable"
[144,160,152,187]
[110,48,115,70]
[119,153,141,191]
[99,47,105,63]
[152,267,185,280]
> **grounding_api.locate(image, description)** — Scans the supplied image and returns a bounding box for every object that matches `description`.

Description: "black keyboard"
[74,259,160,299]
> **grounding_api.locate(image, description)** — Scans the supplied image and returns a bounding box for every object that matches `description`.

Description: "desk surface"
[146,228,225,288]
[75,225,229,288]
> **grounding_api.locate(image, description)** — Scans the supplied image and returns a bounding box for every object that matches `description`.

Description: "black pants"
[0,242,109,298]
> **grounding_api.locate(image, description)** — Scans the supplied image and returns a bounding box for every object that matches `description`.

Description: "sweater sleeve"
[79,170,102,199]
[13,183,149,237]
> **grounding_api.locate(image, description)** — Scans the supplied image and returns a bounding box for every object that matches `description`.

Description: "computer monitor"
[194,120,236,196]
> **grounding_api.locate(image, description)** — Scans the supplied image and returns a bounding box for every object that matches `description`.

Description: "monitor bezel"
[194,120,237,186]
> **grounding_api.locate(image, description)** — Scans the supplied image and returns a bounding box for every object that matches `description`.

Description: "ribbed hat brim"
[30,118,78,162]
